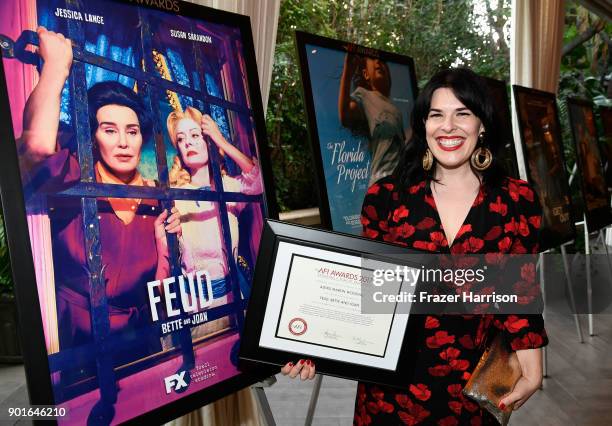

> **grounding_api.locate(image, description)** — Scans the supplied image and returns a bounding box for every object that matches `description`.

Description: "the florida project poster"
[0,0,273,423]
[296,31,418,235]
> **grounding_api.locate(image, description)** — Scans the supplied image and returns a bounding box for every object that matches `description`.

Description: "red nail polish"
[499,403,506,410]
[299,359,304,364]
[288,362,293,367]
[307,360,312,366]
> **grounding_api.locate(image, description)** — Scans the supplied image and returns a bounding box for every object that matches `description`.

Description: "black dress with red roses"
[354,176,548,426]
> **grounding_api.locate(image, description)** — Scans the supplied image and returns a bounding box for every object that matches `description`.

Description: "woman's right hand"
[37,26,73,77]
[280,359,316,380]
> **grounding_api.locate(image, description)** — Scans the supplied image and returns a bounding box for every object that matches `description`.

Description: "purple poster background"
[0,0,267,423]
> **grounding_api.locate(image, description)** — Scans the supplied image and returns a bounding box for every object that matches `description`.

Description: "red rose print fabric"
[354,176,548,425]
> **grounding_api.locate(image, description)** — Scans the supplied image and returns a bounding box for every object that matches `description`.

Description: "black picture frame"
[482,76,519,179]
[512,85,576,250]
[294,31,418,235]
[0,0,277,424]
[567,97,612,232]
[240,219,427,388]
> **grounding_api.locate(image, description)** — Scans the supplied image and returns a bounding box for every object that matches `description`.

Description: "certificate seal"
[288,318,307,336]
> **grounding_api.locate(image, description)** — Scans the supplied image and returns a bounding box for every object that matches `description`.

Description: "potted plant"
[0,211,22,363]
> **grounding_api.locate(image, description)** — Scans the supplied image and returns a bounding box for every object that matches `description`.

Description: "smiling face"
[425,88,484,170]
[362,58,390,95]
[174,117,209,171]
[95,104,143,182]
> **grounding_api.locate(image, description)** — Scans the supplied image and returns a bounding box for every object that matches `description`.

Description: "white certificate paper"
[259,241,411,370]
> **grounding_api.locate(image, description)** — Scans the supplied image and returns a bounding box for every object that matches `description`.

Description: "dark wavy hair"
[394,67,506,189]
[87,81,153,144]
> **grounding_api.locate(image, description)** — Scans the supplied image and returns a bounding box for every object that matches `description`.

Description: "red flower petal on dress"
[504,217,518,234]
[414,240,438,252]
[392,205,410,222]
[370,386,384,401]
[461,371,472,381]
[521,263,536,282]
[485,252,504,264]
[519,185,534,201]
[449,359,470,371]
[426,331,456,348]
[397,402,431,425]
[361,216,371,227]
[470,416,482,426]
[430,231,448,247]
[357,383,366,403]
[428,365,452,376]
[416,216,436,230]
[518,215,530,236]
[364,205,379,221]
[504,315,530,333]
[489,196,508,216]
[484,225,502,240]
[512,332,544,349]
[462,397,480,412]
[368,184,381,195]
[393,192,399,201]
[458,334,475,349]
[438,416,459,426]
[409,181,426,194]
[528,215,541,229]
[462,237,484,252]
[447,384,463,398]
[448,400,463,415]
[379,221,389,232]
[439,347,461,361]
[424,194,436,209]
[508,181,520,202]
[366,402,380,415]
[395,393,413,410]
[455,224,472,240]
[382,183,394,191]
[425,316,440,329]
[409,384,431,401]
[512,239,527,254]
[379,400,394,414]
[396,223,416,239]
[498,236,512,252]
[363,228,379,239]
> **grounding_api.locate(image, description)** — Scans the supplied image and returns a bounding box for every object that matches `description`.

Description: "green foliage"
[268,0,512,211]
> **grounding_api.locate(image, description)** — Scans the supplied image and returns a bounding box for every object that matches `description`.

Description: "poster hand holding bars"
[0,0,277,423]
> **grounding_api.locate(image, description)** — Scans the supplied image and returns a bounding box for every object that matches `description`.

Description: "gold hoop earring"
[422,148,434,171]
[471,147,492,171]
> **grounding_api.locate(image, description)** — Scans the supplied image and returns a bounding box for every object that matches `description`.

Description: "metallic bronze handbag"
[462,333,522,426]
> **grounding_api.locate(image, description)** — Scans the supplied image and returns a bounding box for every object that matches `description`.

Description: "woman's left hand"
[154,207,182,256]
[201,114,225,147]
[498,347,543,411]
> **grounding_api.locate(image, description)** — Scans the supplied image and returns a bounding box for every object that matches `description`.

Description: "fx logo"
[164,371,188,394]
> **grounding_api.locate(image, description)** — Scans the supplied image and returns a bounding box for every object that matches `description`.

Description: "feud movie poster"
[513,85,576,250]
[0,0,272,423]
[295,32,418,235]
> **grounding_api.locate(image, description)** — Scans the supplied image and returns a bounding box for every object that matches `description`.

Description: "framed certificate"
[240,220,427,387]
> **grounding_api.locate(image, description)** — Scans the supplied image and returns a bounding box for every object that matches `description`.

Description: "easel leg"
[304,374,323,426]
[539,252,548,377]
[252,377,277,426]
[560,244,584,343]
[584,215,594,336]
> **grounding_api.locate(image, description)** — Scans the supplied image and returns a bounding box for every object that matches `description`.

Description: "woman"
[166,106,262,336]
[283,68,547,425]
[166,107,264,426]
[22,27,181,371]
[338,53,408,185]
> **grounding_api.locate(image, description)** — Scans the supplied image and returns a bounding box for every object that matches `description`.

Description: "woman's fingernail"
[499,403,506,410]
[288,362,293,367]
[299,359,304,364]
[306,360,311,366]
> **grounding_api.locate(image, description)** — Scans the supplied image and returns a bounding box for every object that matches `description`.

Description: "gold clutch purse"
[462,333,522,426]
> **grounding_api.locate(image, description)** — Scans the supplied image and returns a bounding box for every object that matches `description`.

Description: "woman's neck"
[189,165,212,187]
[433,162,480,190]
